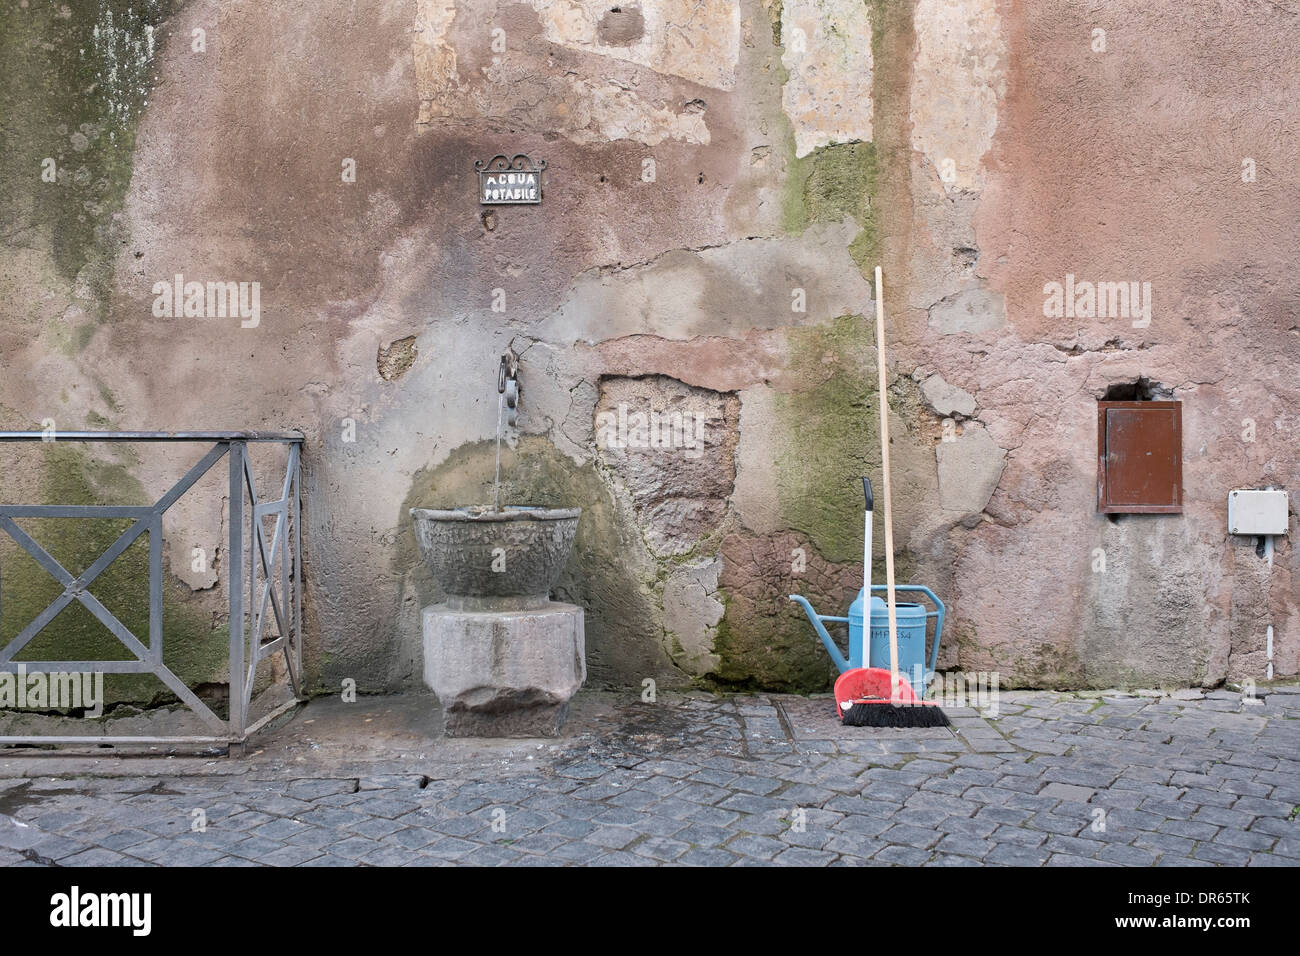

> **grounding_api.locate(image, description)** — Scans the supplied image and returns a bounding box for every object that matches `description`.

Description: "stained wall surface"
[0,0,1295,702]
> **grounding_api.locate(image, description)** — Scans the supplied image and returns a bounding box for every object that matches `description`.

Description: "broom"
[838,267,949,728]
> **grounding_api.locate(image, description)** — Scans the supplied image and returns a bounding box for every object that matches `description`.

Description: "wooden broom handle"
[874,266,901,699]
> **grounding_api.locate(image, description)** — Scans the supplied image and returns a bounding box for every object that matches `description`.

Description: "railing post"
[294,445,303,692]
[228,440,246,739]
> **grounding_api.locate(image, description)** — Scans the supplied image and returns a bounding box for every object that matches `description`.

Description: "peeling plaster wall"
[0,0,1296,704]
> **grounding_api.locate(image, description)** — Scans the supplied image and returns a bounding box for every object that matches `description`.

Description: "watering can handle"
[861,476,873,512]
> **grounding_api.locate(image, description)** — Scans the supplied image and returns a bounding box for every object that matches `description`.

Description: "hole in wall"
[1101,377,1172,401]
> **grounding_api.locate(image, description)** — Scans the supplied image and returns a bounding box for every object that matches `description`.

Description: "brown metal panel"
[1097,401,1182,514]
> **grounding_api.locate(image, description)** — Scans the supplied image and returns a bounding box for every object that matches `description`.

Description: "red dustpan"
[835,666,947,727]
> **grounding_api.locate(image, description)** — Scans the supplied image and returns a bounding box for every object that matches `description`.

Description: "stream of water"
[493,390,504,511]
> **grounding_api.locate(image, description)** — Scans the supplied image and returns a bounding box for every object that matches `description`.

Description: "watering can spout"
[788,594,849,674]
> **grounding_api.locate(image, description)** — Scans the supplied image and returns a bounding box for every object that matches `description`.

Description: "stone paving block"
[878,823,942,850]
[1246,816,1296,838]
[1180,787,1237,808]
[972,805,1032,826]
[61,847,132,866]
[985,843,1050,866]
[678,848,740,866]
[935,814,998,839]
[1005,792,1060,813]
[539,817,597,839]
[98,828,156,850]
[617,813,686,838]
[934,834,994,859]
[1046,853,1116,866]
[822,832,886,858]
[895,806,950,829]
[990,825,1047,848]
[349,816,407,839]
[591,806,648,828]
[1085,789,1145,810]
[1158,818,1220,841]
[250,817,311,841]
[673,782,731,805]
[1042,767,1120,788]
[678,803,742,828]
[728,775,784,796]
[995,775,1049,795]
[918,777,968,796]
[584,826,641,850]
[830,812,893,837]
[718,792,787,815]
[143,842,228,866]
[584,850,657,867]
[772,846,838,866]
[873,844,931,865]
[1190,805,1257,829]
[1191,842,1251,865]
[631,836,690,862]
[1025,812,1085,836]
[297,806,372,830]
[723,833,787,860]
[1044,834,1102,858]
[1230,795,1294,818]
[274,826,337,850]
[605,788,661,810]
[954,754,1010,770]
[286,778,356,800]
[502,831,570,855]
[925,853,982,866]
[903,791,976,816]
[687,768,740,787]
[1096,844,1158,866]
[1211,827,1275,851]
[1103,808,1165,832]
[458,843,526,866]
[255,844,325,866]
[862,782,918,803]
[1137,797,1194,820]
[777,826,832,850]
[324,835,385,859]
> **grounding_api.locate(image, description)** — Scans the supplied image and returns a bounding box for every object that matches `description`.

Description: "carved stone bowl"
[410,506,580,610]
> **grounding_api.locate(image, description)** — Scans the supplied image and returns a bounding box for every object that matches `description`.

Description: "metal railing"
[0,431,305,746]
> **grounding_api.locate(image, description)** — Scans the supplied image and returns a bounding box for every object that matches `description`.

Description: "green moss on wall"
[0,444,227,708]
[0,0,175,310]
[770,314,879,562]
[781,143,879,272]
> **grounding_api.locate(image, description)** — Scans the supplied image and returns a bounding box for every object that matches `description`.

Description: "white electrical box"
[1228,490,1290,536]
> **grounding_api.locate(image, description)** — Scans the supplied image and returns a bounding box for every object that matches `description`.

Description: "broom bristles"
[840,701,951,728]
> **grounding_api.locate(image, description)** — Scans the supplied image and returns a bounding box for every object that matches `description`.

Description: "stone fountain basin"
[410,506,580,610]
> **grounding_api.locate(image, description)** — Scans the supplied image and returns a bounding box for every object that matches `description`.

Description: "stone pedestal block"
[422,602,585,737]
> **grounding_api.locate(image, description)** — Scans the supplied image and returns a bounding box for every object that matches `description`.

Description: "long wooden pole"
[874,266,901,701]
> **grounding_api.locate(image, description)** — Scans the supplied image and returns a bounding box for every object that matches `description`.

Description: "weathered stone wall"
[1,0,1295,702]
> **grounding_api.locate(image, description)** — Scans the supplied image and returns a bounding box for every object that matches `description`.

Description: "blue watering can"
[789,585,944,694]
[788,477,946,694]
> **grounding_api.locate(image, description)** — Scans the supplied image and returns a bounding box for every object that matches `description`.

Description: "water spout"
[494,390,504,512]
[494,348,519,512]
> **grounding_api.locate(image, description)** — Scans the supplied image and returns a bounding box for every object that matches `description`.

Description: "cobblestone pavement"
[0,686,1298,867]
